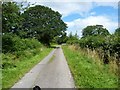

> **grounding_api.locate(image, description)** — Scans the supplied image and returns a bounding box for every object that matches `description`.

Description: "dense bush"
[109,34,120,61]
[2,33,42,53]
[2,33,16,53]
[79,32,120,64]
[79,35,105,49]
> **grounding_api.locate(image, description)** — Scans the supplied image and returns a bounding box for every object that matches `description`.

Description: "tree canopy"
[82,25,110,38]
[2,2,22,34]
[21,5,67,46]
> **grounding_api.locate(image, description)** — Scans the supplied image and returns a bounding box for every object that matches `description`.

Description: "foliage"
[2,33,15,53]
[2,33,42,53]
[54,32,68,44]
[109,34,120,61]
[78,25,120,64]
[82,25,110,38]
[2,2,67,46]
[79,35,105,49]
[67,32,79,44]
[114,27,120,35]
[2,2,23,34]
[21,5,67,45]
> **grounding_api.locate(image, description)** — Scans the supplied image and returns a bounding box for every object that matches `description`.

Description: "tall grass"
[62,45,118,88]
[71,45,118,75]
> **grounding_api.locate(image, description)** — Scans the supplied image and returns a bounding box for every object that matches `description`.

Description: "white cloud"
[95,2,118,9]
[28,2,93,18]
[19,0,118,18]
[66,16,118,37]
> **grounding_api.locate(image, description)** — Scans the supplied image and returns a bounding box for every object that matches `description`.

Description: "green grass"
[0,69,2,90]
[62,45,118,88]
[2,48,52,89]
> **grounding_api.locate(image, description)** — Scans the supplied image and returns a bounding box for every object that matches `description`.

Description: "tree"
[55,32,68,44]
[114,27,120,35]
[67,32,79,44]
[22,5,67,46]
[82,25,110,38]
[2,2,22,34]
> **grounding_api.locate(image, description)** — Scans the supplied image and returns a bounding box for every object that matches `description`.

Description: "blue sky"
[14,0,119,37]
[61,3,118,37]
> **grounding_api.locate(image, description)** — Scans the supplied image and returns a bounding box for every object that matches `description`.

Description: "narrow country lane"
[11,46,75,89]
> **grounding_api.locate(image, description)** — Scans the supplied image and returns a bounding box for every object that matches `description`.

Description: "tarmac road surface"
[11,46,75,89]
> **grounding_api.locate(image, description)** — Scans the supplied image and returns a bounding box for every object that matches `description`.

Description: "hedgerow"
[79,34,120,64]
[2,33,42,53]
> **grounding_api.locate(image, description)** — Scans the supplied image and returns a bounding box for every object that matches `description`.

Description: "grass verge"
[2,48,52,89]
[62,45,118,88]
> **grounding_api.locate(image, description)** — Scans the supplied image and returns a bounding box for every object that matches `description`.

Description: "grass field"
[62,45,118,88]
[2,48,52,89]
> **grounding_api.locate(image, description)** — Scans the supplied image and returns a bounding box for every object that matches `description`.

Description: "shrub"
[2,33,42,53]
[79,34,120,64]
[2,33,15,53]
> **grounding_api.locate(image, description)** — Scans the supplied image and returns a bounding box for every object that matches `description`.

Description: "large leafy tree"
[22,5,67,46]
[82,25,110,38]
[2,2,22,34]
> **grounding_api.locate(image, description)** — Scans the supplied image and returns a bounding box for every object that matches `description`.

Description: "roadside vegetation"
[66,25,120,70]
[2,47,52,88]
[62,25,119,88]
[62,45,118,88]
